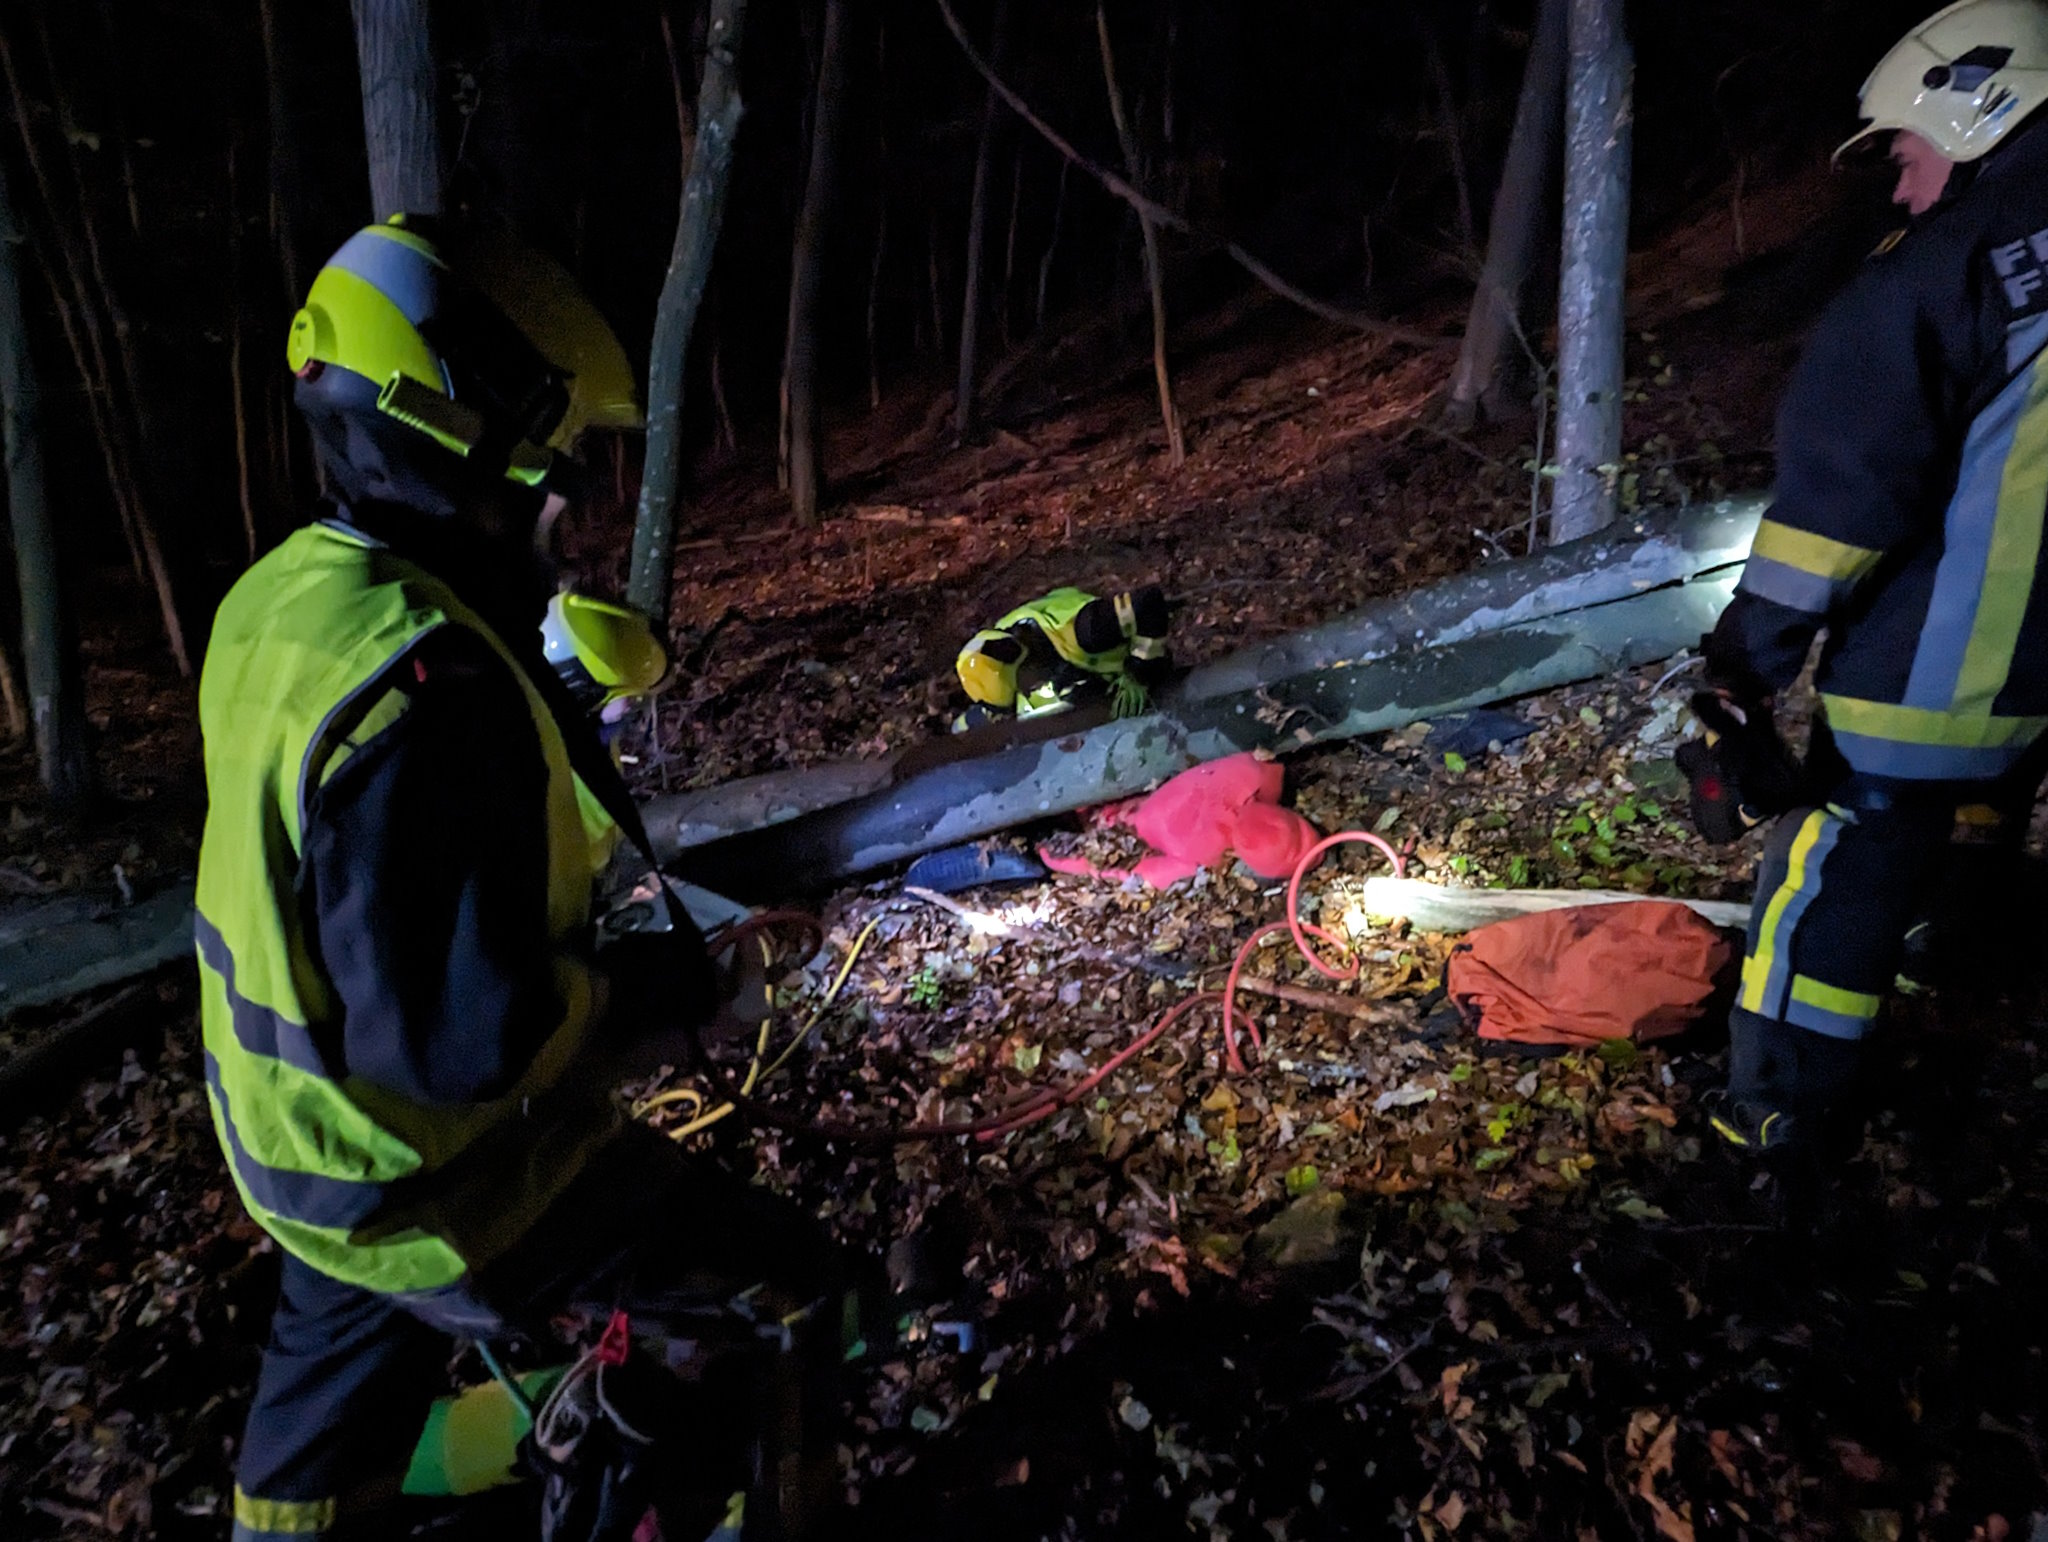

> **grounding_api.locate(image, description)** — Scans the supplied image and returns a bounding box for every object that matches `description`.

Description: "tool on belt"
[1675,691,1802,844]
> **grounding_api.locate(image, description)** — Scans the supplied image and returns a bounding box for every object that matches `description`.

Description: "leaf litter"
[4,306,2048,1539]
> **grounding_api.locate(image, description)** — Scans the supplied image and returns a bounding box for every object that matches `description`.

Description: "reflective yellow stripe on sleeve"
[1750,520,1884,582]
[1953,351,2048,715]
[1789,976,1881,1021]
[234,1488,336,1537]
[1821,695,2048,748]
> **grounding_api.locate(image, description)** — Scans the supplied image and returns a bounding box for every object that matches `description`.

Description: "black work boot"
[1710,1011,1864,1156]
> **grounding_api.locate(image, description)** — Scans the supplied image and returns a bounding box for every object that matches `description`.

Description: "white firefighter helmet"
[1837,0,2048,165]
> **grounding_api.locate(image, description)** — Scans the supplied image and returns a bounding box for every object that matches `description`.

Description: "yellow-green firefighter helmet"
[287,216,641,496]
[541,592,671,712]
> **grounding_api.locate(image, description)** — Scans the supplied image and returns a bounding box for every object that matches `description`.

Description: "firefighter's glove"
[1110,673,1151,720]
[1675,690,1800,845]
[598,922,717,1045]
[952,702,1003,734]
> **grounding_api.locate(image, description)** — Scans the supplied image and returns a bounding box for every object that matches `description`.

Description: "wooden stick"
[227,140,258,564]
[1228,974,1397,1023]
[1095,1,1184,466]
[1035,156,1068,335]
[0,638,27,742]
[953,0,1008,441]
[999,137,1023,351]
[934,0,1445,349]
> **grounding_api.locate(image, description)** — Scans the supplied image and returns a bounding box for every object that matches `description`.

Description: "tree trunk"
[627,0,750,621]
[781,0,854,527]
[710,315,739,457]
[999,140,1024,351]
[348,0,443,220]
[1424,18,1476,256]
[663,568,1738,900]
[660,4,702,166]
[0,885,195,1017]
[92,1,143,239]
[1096,2,1184,467]
[257,0,322,516]
[0,640,23,742]
[256,0,308,304]
[0,31,189,678]
[867,18,889,412]
[953,0,1008,443]
[1446,0,1565,428]
[1036,156,1069,335]
[0,161,91,807]
[867,199,888,411]
[228,140,259,563]
[926,215,947,356]
[1549,0,1632,544]
[645,496,1762,895]
[29,230,143,585]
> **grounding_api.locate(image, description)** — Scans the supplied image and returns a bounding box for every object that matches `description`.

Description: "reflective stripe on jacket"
[997,587,1129,676]
[195,521,614,1294]
[1711,121,2048,782]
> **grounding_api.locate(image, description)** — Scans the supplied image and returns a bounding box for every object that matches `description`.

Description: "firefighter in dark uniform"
[200,217,839,1539]
[1699,0,2048,1152]
[952,584,1173,731]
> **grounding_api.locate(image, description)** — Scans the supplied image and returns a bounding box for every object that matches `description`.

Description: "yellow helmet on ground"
[288,216,640,508]
[542,592,671,713]
[1838,0,2048,164]
[956,629,1027,710]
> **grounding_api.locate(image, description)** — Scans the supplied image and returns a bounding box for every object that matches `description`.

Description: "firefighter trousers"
[1733,773,2034,1046]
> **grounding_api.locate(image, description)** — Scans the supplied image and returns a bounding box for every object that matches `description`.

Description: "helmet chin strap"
[299,367,556,536]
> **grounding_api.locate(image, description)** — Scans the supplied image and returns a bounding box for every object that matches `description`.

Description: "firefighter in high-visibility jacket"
[200,218,837,1539]
[1699,0,2048,1154]
[952,584,1172,731]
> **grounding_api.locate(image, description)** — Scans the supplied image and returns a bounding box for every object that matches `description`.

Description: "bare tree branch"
[934,0,1448,350]
[1096,0,1184,464]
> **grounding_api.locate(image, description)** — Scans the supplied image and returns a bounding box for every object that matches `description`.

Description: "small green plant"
[1546,795,1691,891]
[906,967,945,1009]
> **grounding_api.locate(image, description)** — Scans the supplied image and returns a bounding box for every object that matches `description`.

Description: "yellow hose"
[639,917,882,1142]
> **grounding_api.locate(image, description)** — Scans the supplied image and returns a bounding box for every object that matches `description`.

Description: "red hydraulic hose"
[690,830,1405,1144]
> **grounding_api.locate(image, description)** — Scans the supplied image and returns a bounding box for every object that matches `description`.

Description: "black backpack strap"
[523,646,699,938]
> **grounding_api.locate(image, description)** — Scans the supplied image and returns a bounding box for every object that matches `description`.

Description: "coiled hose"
[645,831,1404,1146]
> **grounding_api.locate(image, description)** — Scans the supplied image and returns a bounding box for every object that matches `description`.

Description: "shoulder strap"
[531,672,697,936]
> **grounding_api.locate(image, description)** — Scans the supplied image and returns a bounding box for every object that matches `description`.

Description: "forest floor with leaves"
[9,171,2048,1539]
